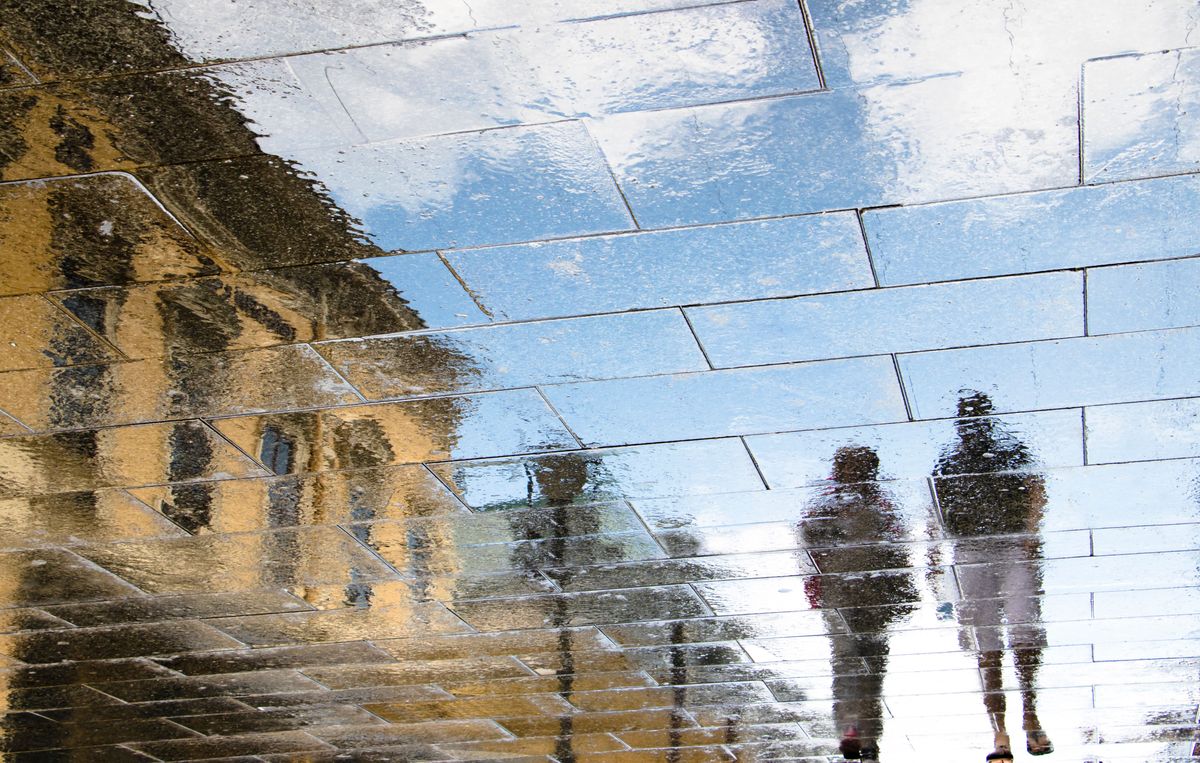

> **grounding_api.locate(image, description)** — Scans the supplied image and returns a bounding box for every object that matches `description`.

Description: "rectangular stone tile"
[865,173,1200,286]
[0,345,361,432]
[0,491,185,548]
[0,657,177,690]
[74,526,400,594]
[354,521,664,581]
[155,641,395,676]
[1083,48,1200,183]
[746,409,1084,487]
[213,389,576,475]
[0,685,125,712]
[312,720,509,747]
[445,671,657,698]
[139,153,387,271]
[1093,523,1200,556]
[45,589,309,627]
[1094,587,1200,620]
[299,0,817,142]
[364,694,572,723]
[301,656,528,690]
[129,731,333,761]
[317,310,708,399]
[376,627,613,662]
[935,460,1200,533]
[127,465,466,535]
[54,256,485,359]
[439,733,628,757]
[654,522,821,559]
[807,0,1198,89]
[210,601,469,646]
[0,714,198,753]
[288,120,632,252]
[0,174,220,297]
[241,684,452,709]
[37,696,254,722]
[449,585,710,631]
[173,704,385,736]
[0,608,73,633]
[499,708,698,737]
[0,548,143,606]
[0,295,114,371]
[1087,258,1200,336]
[544,551,818,593]
[695,570,924,615]
[0,421,267,498]
[444,213,873,322]
[567,682,773,712]
[543,357,906,446]
[688,272,1084,367]
[0,412,28,437]
[93,669,327,702]
[591,69,1077,228]
[0,68,318,179]
[898,327,1200,418]
[600,610,835,647]
[0,620,241,663]
[430,440,764,511]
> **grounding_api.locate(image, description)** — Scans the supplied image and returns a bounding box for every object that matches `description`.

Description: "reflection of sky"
[1084,47,1200,182]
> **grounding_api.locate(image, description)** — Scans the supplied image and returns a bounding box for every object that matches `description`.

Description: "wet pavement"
[0,0,1198,760]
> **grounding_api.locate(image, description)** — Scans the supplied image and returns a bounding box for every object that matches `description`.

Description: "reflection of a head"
[831,444,881,484]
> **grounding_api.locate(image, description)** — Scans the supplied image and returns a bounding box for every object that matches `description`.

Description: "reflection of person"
[509,453,595,763]
[800,445,917,761]
[934,391,1053,760]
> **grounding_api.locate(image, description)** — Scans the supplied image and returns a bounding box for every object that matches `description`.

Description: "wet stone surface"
[1,0,1200,761]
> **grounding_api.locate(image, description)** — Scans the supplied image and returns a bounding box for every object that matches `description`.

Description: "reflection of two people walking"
[801,391,1052,761]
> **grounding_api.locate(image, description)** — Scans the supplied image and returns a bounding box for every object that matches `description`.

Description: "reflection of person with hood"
[934,391,1053,760]
[800,445,917,761]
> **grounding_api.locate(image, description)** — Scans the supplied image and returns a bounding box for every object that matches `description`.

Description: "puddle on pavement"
[2,0,1200,760]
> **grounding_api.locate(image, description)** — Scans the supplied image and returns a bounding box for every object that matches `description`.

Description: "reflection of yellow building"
[0,3,475,750]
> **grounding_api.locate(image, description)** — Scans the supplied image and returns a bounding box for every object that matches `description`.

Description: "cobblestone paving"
[1,0,1200,760]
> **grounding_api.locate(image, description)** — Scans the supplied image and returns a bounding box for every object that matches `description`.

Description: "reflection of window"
[259,423,293,474]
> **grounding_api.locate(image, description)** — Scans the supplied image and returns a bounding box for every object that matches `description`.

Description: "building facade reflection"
[934,391,1054,759]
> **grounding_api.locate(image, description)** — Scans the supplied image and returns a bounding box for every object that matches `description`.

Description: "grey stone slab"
[0,345,361,432]
[0,422,268,499]
[936,460,1200,534]
[317,310,708,399]
[0,620,242,663]
[429,440,765,511]
[445,212,873,322]
[688,272,1084,367]
[746,409,1084,487]
[590,69,1077,227]
[1083,48,1200,183]
[55,254,488,360]
[898,326,1200,418]
[74,526,401,595]
[806,0,1197,89]
[213,389,578,475]
[131,0,734,65]
[542,356,907,446]
[292,0,817,142]
[1087,257,1200,335]
[288,121,633,252]
[865,173,1200,286]
[450,585,710,630]
[1085,397,1200,464]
